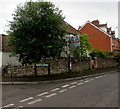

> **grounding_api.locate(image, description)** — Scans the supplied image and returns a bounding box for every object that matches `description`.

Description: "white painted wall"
[0,35,2,67]
[2,52,21,66]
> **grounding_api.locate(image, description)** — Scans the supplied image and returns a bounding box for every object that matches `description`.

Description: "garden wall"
[97,56,117,68]
[4,57,117,77]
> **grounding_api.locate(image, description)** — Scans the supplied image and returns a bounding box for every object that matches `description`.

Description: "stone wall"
[50,59,68,74]
[6,65,34,77]
[4,57,117,77]
[71,59,90,72]
[36,59,68,75]
[97,56,117,68]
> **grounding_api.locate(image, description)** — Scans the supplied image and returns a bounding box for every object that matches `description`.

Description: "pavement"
[0,70,117,85]
[2,70,118,107]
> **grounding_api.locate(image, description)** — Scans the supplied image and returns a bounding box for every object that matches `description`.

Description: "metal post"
[80,51,82,74]
[79,35,82,74]
[48,64,51,76]
[34,64,37,77]
[68,34,72,72]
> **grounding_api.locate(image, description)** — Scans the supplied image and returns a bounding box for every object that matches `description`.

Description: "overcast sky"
[0,0,119,38]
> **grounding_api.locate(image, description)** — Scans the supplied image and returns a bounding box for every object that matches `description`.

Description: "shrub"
[89,50,106,58]
[114,51,120,66]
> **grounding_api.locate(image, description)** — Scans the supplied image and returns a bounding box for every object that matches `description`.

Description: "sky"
[0,0,119,38]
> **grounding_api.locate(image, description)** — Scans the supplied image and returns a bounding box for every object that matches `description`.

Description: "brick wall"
[79,23,111,51]
[112,38,120,51]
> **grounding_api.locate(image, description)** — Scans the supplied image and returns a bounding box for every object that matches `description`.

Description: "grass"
[2,66,119,82]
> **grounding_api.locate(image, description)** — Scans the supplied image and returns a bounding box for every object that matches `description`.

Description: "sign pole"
[68,34,71,72]
[48,64,51,76]
[79,35,82,74]
[34,64,37,77]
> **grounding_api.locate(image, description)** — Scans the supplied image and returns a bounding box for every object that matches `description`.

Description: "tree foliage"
[73,34,91,60]
[80,34,91,56]
[89,50,106,58]
[8,1,67,64]
[89,50,120,66]
[114,51,120,66]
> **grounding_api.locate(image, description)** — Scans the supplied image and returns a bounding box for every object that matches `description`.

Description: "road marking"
[79,80,84,82]
[19,97,33,103]
[45,93,57,98]
[84,78,89,80]
[62,84,69,88]
[3,104,14,107]
[28,99,42,105]
[90,78,94,81]
[95,76,102,79]
[70,82,77,85]
[84,80,89,83]
[95,76,100,79]
[77,82,84,85]
[58,89,67,93]
[51,88,60,92]
[69,85,76,89]
[37,92,48,96]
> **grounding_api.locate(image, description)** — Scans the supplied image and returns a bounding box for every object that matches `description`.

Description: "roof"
[78,21,112,38]
[91,20,107,28]
[64,21,80,35]
[95,24,107,28]
[91,20,99,25]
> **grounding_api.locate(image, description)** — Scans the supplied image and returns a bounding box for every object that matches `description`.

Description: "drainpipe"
[110,37,113,51]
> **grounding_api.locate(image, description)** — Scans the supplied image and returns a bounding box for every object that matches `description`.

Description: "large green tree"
[8,1,67,64]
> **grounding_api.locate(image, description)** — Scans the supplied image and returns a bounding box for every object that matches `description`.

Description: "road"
[2,70,118,108]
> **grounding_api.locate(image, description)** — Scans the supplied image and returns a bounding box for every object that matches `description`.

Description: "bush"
[89,50,106,58]
[114,51,120,66]
[89,50,120,66]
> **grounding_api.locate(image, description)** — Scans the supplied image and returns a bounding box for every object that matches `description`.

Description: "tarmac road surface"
[2,70,118,108]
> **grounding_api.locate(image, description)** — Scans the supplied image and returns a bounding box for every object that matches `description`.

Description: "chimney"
[91,20,99,25]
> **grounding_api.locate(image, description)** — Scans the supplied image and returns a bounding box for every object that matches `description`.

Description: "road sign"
[69,35,80,47]
[36,64,49,67]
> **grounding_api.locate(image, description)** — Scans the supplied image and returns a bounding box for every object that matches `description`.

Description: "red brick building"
[78,20,120,51]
